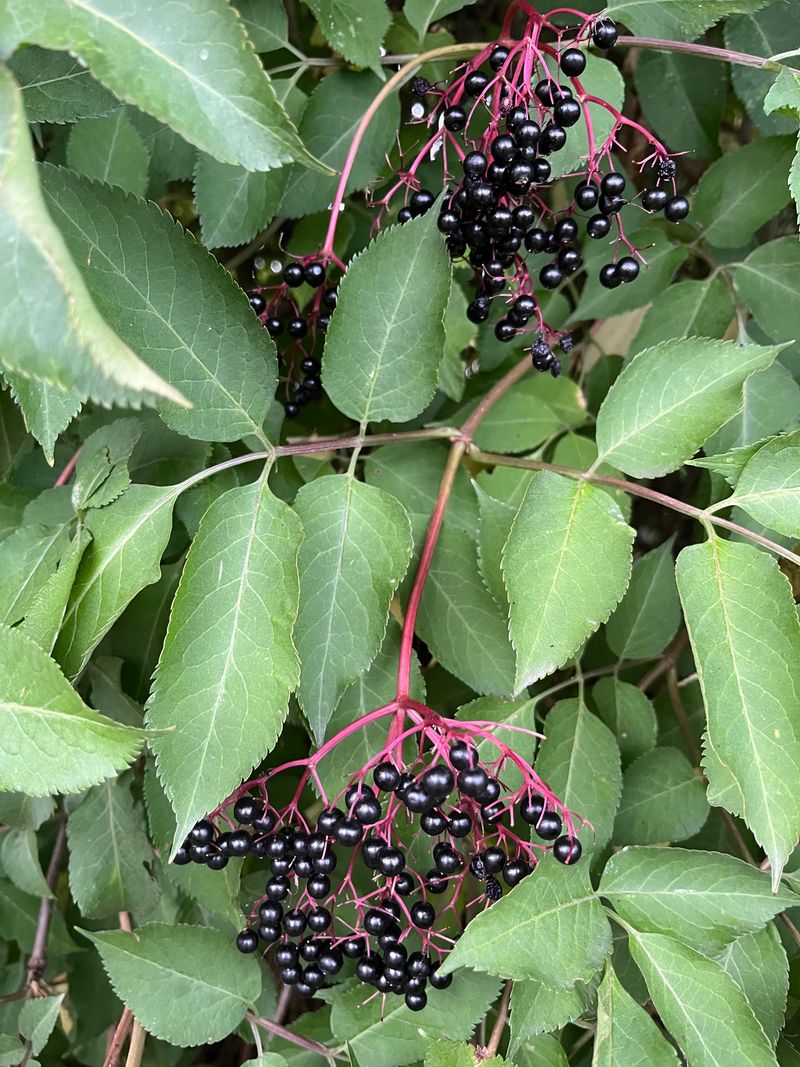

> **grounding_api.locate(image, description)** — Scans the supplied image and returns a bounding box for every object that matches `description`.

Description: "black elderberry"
[515,119,541,147]
[290,830,310,856]
[266,317,283,337]
[463,151,488,179]
[283,262,304,287]
[535,810,563,840]
[398,206,413,224]
[397,872,417,895]
[599,192,624,216]
[319,947,343,975]
[448,810,472,837]
[272,855,293,875]
[466,297,490,324]
[411,76,431,97]
[555,98,581,127]
[287,317,308,338]
[553,836,582,864]
[514,142,537,164]
[503,859,533,886]
[593,17,618,48]
[495,319,517,343]
[434,843,463,873]
[533,157,552,182]
[207,852,229,870]
[403,784,435,812]
[410,901,436,929]
[373,761,401,791]
[520,794,545,824]
[247,292,266,315]
[322,286,338,310]
[553,218,578,244]
[378,921,402,950]
[410,189,435,216]
[539,263,563,289]
[259,900,283,925]
[421,810,447,835]
[308,906,331,932]
[558,247,582,273]
[507,161,533,191]
[356,955,381,982]
[560,47,587,76]
[487,162,507,185]
[236,929,259,953]
[438,210,460,235]
[488,206,513,234]
[303,261,326,287]
[470,182,495,208]
[524,228,546,254]
[364,908,389,935]
[531,339,554,370]
[189,842,212,863]
[641,188,668,212]
[335,819,363,846]
[422,765,455,798]
[380,897,402,920]
[617,255,640,282]
[601,172,626,196]
[664,196,690,222]
[304,964,325,989]
[284,909,307,936]
[307,874,330,899]
[294,857,314,878]
[511,205,535,231]
[342,938,365,958]
[599,263,622,289]
[354,794,382,825]
[489,46,509,71]
[657,157,677,179]
[450,739,478,770]
[378,848,406,877]
[281,965,302,985]
[385,945,408,969]
[587,214,611,239]
[457,766,488,797]
[258,923,281,943]
[300,938,323,962]
[405,990,428,1012]
[253,838,271,859]
[190,820,215,845]
[317,808,343,834]
[482,800,505,823]
[426,869,449,893]
[173,845,191,865]
[490,135,516,164]
[465,70,490,95]
[429,966,452,990]
[295,980,313,997]
[276,943,298,967]
[477,777,501,805]
[252,808,277,835]
[443,106,467,131]
[574,181,599,210]
[534,77,558,106]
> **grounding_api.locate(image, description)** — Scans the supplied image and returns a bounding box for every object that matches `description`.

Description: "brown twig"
[484,981,512,1058]
[247,1012,344,1061]
[637,632,689,694]
[125,1021,146,1067]
[103,1011,133,1067]
[25,823,67,994]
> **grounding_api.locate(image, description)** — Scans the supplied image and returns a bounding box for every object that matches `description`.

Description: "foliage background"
[1,0,800,1065]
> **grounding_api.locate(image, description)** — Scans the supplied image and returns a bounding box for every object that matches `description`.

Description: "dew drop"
[199,48,209,60]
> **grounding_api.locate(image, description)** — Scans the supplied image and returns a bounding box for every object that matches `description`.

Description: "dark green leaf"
[613,747,708,844]
[592,677,658,765]
[66,109,149,194]
[635,50,726,159]
[8,45,117,122]
[300,0,391,74]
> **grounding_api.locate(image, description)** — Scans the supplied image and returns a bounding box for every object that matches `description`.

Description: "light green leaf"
[0,793,53,830]
[7,45,117,122]
[440,861,612,987]
[717,925,788,1045]
[54,483,178,679]
[475,486,515,608]
[147,480,302,852]
[329,972,501,1067]
[0,624,145,795]
[593,965,679,1067]
[18,994,64,1055]
[416,524,516,696]
[235,0,288,51]
[734,237,800,348]
[704,362,800,455]
[6,375,81,465]
[0,1036,22,1067]
[613,748,708,845]
[280,71,398,218]
[403,0,477,41]
[592,677,658,765]
[72,417,142,511]
[548,55,624,180]
[676,537,800,885]
[67,109,149,195]
[628,929,778,1067]
[509,977,596,1052]
[84,923,261,1046]
[629,277,734,357]
[604,0,772,41]
[601,847,798,953]
[20,527,91,653]
[323,209,451,426]
[595,338,781,478]
[40,166,275,446]
[689,441,767,487]
[0,829,52,897]
[0,66,183,409]
[301,0,391,74]
[728,430,800,535]
[535,698,622,855]
[725,5,800,136]
[514,1036,568,1067]
[635,49,725,159]
[294,476,412,742]
[7,0,322,172]
[692,135,795,248]
[67,775,158,918]
[0,522,72,626]
[503,473,633,689]
[468,374,587,455]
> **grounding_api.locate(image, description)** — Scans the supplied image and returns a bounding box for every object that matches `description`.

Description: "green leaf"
[725,5,800,136]
[403,0,477,41]
[84,923,261,1046]
[734,238,800,350]
[72,417,142,511]
[280,71,398,218]
[503,473,633,689]
[0,828,52,897]
[6,375,81,465]
[0,624,145,795]
[20,527,91,653]
[594,965,679,1067]
[604,0,772,40]
[514,1036,568,1067]
[635,49,725,159]
[475,486,514,608]
[18,994,63,1055]
[0,793,53,830]
[67,109,149,195]
[592,677,658,766]
[728,430,800,535]
[7,45,117,122]
[0,1037,22,1067]
[717,925,788,1045]
[535,698,622,855]
[67,775,158,918]
[7,0,323,172]
[54,483,178,679]
[441,861,612,987]
[0,521,72,626]
[548,55,624,181]
[439,282,474,402]
[417,524,515,695]
[676,537,800,884]
[613,747,708,845]
[764,67,800,117]
[689,441,766,486]
[329,972,501,1067]
[147,480,302,852]
[323,209,451,426]
[692,136,795,248]
[0,66,184,409]
[509,977,596,1052]
[629,277,734,357]
[40,166,275,446]
[301,0,391,74]
[628,929,778,1067]
[601,847,798,953]
[595,338,781,478]
[294,476,412,742]
[705,361,800,455]
[468,374,587,455]
[235,0,289,51]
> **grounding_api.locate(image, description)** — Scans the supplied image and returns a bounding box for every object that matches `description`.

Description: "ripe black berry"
[503,859,533,886]
[252,808,277,835]
[534,810,563,840]
[443,106,467,131]
[189,820,215,845]
[411,902,436,928]
[247,292,265,315]
[465,70,490,95]
[558,247,582,273]
[554,218,578,244]
[258,923,281,944]
[533,157,553,182]
[236,929,258,953]
[284,909,307,936]
[601,172,626,196]
[466,297,490,324]
[276,943,298,967]
[560,48,587,76]
[524,228,547,254]
[342,938,365,958]
[266,317,283,337]
[307,874,330,899]
[555,98,581,127]
[516,120,541,147]
[287,318,308,338]
[422,765,455,798]
[421,809,447,835]
[398,206,413,224]
[463,151,488,179]
[642,188,668,212]
[403,785,435,812]
[448,810,472,837]
[495,319,517,343]
[426,870,448,893]
[354,795,382,824]
[457,766,488,797]
[405,990,427,1012]
[450,740,478,769]
[173,845,190,865]
[434,843,463,873]
[207,852,229,870]
[308,906,331,932]
[373,761,401,791]
[575,181,599,210]
[335,819,363,846]
[283,263,304,287]
[617,255,640,282]
[317,808,343,834]
[233,797,260,826]
[553,836,582,864]
[587,214,611,239]
[489,46,509,71]
[665,196,690,222]
[520,794,545,824]
[303,261,326,287]
[378,848,406,876]
[319,947,343,975]
[508,161,533,191]
[599,263,622,289]
[429,966,452,990]
[539,263,563,289]
[410,189,435,217]
[593,17,618,48]
[322,287,337,310]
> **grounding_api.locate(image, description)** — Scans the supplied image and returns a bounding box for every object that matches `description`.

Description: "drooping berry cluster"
[174,703,583,1011]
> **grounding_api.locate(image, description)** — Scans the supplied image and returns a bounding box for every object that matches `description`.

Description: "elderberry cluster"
[245,261,338,420]
[174,733,580,1010]
[391,16,690,374]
